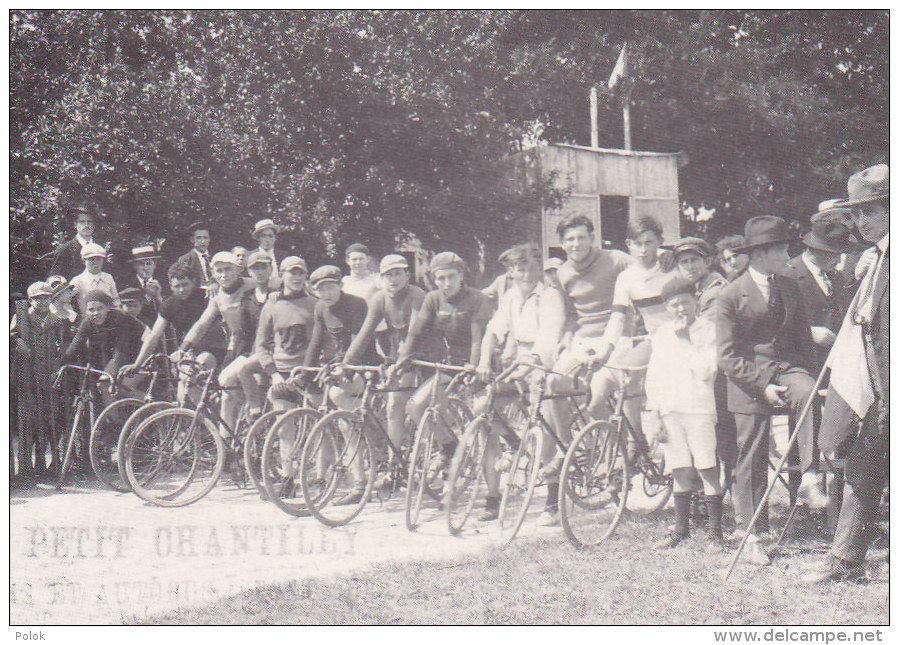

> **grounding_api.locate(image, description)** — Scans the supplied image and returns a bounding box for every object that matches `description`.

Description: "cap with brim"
[49,279,74,300]
[80,243,107,259]
[118,287,145,303]
[661,277,698,302]
[309,265,342,287]
[210,251,239,266]
[27,281,53,298]
[129,244,161,262]
[280,256,308,273]
[429,251,465,274]
[733,216,794,254]
[673,237,714,258]
[543,257,563,271]
[833,164,889,207]
[247,250,273,268]
[252,219,283,238]
[379,254,409,274]
[84,290,114,307]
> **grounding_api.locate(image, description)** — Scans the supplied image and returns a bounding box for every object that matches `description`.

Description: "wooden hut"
[512,143,683,259]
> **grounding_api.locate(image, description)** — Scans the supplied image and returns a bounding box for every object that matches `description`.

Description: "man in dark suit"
[119,243,164,326]
[49,203,100,280]
[717,216,825,566]
[780,210,857,372]
[806,164,889,584]
[176,222,213,293]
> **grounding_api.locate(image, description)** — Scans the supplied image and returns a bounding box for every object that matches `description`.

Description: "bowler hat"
[836,164,889,207]
[734,216,793,253]
[803,219,856,254]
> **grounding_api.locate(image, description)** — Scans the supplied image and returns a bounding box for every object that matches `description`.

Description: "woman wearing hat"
[251,219,283,290]
[11,282,70,478]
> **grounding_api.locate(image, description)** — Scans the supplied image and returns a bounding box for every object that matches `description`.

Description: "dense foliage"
[10,10,888,290]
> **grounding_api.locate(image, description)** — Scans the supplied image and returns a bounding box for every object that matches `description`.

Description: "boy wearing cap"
[11,282,69,477]
[395,251,492,473]
[341,243,380,301]
[343,254,427,449]
[251,219,283,290]
[119,288,152,343]
[647,278,724,549]
[70,243,120,314]
[180,252,256,434]
[674,237,728,320]
[50,203,99,280]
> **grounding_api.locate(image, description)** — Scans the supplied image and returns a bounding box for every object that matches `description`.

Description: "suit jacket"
[867,251,889,405]
[716,270,816,414]
[49,238,85,280]
[177,249,211,289]
[780,255,845,370]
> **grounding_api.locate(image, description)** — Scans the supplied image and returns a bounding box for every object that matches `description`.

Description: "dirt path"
[10,479,550,624]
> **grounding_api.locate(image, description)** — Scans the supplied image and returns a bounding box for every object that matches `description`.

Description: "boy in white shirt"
[70,243,119,314]
[645,277,724,549]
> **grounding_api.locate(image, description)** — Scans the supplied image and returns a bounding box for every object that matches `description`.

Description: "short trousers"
[660,412,718,471]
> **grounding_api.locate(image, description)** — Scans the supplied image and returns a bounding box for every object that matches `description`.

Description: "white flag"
[607,43,628,89]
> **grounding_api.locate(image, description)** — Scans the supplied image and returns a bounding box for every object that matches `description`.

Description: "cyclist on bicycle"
[120,259,228,379]
[64,290,145,403]
[394,252,492,474]
[343,254,426,452]
[474,243,567,522]
[177,251,257,436]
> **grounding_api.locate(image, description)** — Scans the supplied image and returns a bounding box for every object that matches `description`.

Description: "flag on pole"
[607,43,628,89]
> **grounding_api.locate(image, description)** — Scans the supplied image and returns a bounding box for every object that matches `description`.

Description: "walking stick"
[724,363,831,580]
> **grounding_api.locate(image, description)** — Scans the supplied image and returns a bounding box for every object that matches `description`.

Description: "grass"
[135,506,888,625]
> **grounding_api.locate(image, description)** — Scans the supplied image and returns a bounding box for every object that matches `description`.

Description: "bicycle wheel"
[559,419,630,549]
[444,417,489,535]
[125,408,224,507]
[497,426,544,546]
[90,398,142,492]
[116,400,174,487]
[56,400,87,490]
[405,408,441,531]
[299,410,374,527]
[244,410,282,498]
[261,407,322,515]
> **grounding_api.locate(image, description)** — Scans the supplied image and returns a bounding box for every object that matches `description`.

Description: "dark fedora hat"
[835,164,889,207]
[803,219,857,254]
[734,216,794,253]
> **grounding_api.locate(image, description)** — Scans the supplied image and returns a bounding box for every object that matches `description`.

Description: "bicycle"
[89,353,176,492]
[297,364,439,528]
[122,357,251,506]
[404,359,474,531]
[558,362,672,549]
[53,364,115,490]
[443,361,527,535]
[259,365,331,514]
[494,360,592,546]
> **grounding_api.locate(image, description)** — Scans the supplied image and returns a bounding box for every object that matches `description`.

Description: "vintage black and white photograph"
[8,9,889,629]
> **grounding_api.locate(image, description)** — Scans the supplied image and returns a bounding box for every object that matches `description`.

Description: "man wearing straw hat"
[251,218,283,290]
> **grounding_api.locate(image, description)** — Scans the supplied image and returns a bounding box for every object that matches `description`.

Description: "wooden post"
[590,86,599,148]
[622,89,632,151]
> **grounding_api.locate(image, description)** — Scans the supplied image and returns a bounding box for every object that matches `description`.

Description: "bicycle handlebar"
[409,359,471,373]
[53,365,115,390]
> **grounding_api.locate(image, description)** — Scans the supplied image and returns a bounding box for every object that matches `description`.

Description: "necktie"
[820,270,833,297]
[767,276,785,325]
[200,252,211,282]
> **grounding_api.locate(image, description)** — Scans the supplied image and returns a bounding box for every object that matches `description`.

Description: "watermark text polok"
[25,523,357,558]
